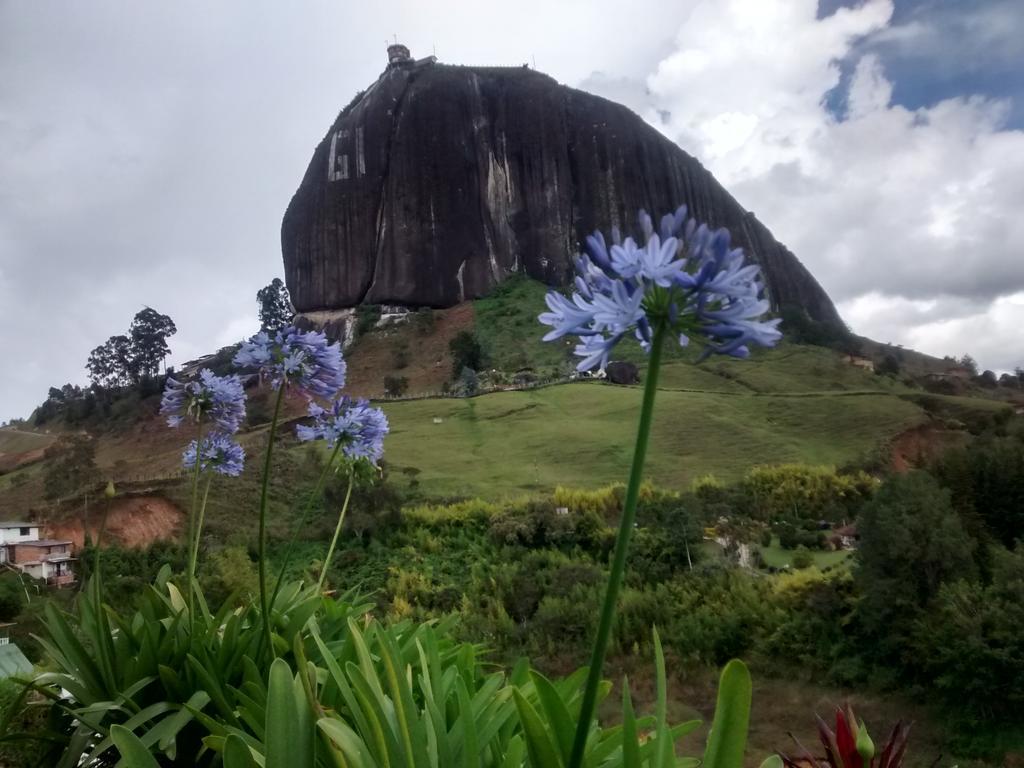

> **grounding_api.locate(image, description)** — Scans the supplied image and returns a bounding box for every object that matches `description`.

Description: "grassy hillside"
[380,372,925,498]
[0,428,55,455]
[2,275,1013,511]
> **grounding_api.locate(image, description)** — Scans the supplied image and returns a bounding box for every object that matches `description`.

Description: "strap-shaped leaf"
[110,724,160,768]
[223,733,260,768]
[265,658,314,768]
[513,688,562,768]
[702,660,752,768]
[530,671,576,766]
[621,679,640,768]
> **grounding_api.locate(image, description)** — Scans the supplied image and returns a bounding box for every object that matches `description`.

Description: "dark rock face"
[283,56,842,327]
[605,361,640,386]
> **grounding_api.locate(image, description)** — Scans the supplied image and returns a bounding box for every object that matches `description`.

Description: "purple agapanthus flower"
[182,432,246,476]
[540,206,781,370]
[233,326,346,399]
[160,369,247,433]
[296,396,389,465]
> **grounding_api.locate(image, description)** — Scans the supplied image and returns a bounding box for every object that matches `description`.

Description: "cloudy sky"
[1,0,1022,421]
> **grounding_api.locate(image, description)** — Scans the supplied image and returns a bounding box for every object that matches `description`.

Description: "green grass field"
[758,539,854,570]
[0,428,55,455]
[380,375,925,499]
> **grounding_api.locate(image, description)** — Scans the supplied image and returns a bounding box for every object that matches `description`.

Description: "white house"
[0,522,40,564]
[0,522,75,586]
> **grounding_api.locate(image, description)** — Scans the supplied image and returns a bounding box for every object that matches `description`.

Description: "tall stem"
[268,440,343,611]
[317,467,355,593]
[92,494,109,588]
[187,475,213,586]
[186,420,204,614]
[257,384,286,659]
[568,322,667,768]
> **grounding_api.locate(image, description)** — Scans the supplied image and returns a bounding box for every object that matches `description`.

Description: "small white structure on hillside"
[0,522,40,563]
[0,521,75,587]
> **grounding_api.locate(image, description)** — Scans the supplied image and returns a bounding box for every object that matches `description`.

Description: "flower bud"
[856,720,875,762]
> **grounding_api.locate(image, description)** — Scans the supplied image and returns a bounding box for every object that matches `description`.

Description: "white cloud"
[603,0,1024,370]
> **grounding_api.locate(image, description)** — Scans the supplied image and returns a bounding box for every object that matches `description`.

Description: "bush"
[391,345,409,369]
[741,464,876,522]
[0,573,25,620]
[383,375,409,397]
[199,545,259,608]
[410,307,436,336]
[791,546,814,569]
[354,304,381,337]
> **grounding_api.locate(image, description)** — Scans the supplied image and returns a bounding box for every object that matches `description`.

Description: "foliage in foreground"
[3,573,758,768]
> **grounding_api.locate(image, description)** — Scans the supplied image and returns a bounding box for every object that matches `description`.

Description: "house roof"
[0,643,32,679]
[16,539,72,547]
[0,522,35,529]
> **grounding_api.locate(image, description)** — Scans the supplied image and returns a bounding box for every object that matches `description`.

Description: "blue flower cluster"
[161,368,247,475]
[162,324,385,477]
[233,326,346,399]
[296,396,389,465]
[160,369,246,432]
[540,206,782,370]
[183,433,246,477]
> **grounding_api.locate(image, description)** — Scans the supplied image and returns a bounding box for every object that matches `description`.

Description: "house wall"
[10,543,69,564]
[0,527,39,546]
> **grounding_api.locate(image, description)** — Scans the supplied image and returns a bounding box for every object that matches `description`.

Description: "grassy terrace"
[380,373,925,499]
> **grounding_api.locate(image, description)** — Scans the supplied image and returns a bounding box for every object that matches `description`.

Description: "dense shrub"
[916,545,1024,721]
[741,464,876,522]
[855,471,977,663]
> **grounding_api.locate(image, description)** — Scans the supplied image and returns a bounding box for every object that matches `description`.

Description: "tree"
[449,331,483,377]
[977,369,998,388]
[86,335,136,388]
[85,308,175,387]
[257,278,294,331]
[916,545,1024,720]
[43,435,100,501]
[957,353,979,376]
[875,353,900,377]
[855,471,977,661]
[129,307,177,377]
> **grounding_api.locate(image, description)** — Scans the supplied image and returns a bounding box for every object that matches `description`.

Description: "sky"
[1,0,1022,422]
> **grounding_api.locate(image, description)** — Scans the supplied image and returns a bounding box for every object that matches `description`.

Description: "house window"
[19,527,29,536]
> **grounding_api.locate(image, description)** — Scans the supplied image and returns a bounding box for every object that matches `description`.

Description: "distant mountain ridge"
[282,45,842,327]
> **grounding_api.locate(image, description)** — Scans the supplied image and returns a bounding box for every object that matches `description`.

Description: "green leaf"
[513,688,562,768]
[265,658,314,768]
[110,724,160,768]
[621,679,640,768]
[702,660,753,768]
[318,717,374,768]
[224,733,259,768]
[759,755,784,768]
[530,671,576,766]
[653,630,674,768]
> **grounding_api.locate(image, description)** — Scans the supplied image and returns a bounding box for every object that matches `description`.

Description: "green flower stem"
[92,494,109,588]
[187,475,213,588]
[317,466,355,593]
[268,440,343,612]
[258,384,287,659]
[186,419,204,614]
[568,320,668,768]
